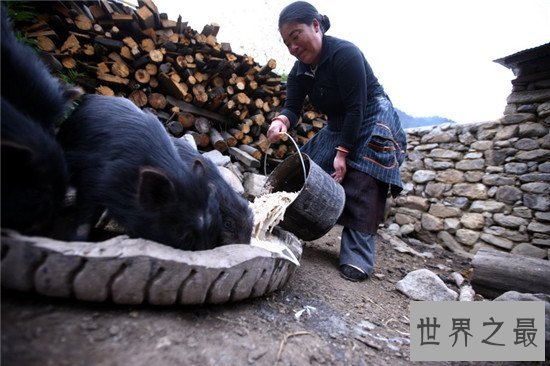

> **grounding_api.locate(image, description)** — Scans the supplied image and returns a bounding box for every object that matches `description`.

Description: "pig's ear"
[191,158,208,178]
[2,140,34,168]
[137,166,175,210]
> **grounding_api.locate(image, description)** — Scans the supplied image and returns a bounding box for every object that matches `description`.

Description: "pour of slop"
[249,191,300,265]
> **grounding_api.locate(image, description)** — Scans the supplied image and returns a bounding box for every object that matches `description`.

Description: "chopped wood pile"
[12,0,328,165]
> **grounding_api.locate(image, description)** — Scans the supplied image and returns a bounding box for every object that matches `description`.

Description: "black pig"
[172,137,253,244]
[1,7,73,235]
[57,94,222,251]
[1,98,69,235]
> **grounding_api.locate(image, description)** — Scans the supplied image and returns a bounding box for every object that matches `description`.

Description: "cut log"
[134,69,150,84]
[141,38,156,52]
[471,248,550,299]
[194,117,212,134]
[166,120,184,137]
[241,135,253,145]
[75,15,93,31]
[186,131,210,148]
[97,73,129,86]
[254,134,270,153]
[62,57,77,69]
[249,113,265,126]
[111,62,130,78]
[149,76,158,88]
[61,34,80,53]
[218,100,236,115]
[166,96,234,127]
[93,36,124,50]
[177,112,195,129]
[228,128,244,141]
[145,63,158,75]
[148,93,167,109]
[128,90,148,107]
[210,128,228,152]
[221,130,237,147]
[95,85,114,96]
[228,147,260,168]
[192,84,208,106]
[157,72,184,99]
[149,49,164,63]
[36,35,56,52]
[259,58,277,75]
[238,119,252,134]
[136,5,155,29]
[238,144,262,160]
[273,144,288,159]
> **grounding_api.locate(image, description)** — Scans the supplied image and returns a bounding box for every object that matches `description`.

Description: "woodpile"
[12,0,328,166]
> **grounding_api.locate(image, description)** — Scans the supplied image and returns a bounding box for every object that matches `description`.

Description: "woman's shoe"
[339,264,367,282]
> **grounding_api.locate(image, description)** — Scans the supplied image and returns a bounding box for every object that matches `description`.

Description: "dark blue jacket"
[280,35,407,196]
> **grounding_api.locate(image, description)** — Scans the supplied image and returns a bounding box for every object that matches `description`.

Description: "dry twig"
[274,331,311,365]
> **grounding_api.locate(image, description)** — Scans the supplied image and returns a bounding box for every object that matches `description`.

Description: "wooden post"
[471,248,550,299]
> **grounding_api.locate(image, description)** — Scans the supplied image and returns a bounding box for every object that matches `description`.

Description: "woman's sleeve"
[334,45,367,150]
[280,64,306,129]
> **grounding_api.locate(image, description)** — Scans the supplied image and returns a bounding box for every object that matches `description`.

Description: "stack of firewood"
[13,0,327,166]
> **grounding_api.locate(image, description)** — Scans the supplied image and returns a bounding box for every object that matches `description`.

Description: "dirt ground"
[2,225,518,366]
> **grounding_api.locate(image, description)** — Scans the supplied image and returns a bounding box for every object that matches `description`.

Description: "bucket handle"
[263,132,307,184]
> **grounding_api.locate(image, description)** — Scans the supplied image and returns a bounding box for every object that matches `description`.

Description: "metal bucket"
[263,153,345,241]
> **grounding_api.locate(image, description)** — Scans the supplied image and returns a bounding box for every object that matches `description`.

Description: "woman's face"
[280,19,322,65]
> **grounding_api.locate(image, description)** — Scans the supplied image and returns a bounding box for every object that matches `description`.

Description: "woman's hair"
[278,1,331,33]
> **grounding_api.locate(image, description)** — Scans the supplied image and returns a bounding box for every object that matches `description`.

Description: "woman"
[267,1,407,282]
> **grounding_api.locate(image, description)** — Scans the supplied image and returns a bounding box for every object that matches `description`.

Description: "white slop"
[249,191,300,266]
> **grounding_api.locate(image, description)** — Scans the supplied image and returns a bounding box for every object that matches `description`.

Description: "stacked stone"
[388,83,550,260]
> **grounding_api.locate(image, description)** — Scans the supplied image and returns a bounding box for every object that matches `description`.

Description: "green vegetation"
[5,1,36,22]
[58,69,87,86]
[5,1,38,46]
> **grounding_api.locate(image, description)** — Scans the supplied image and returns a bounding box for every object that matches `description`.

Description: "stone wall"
[387,57,550,260]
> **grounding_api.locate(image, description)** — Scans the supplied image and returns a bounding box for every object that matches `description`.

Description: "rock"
[493,213,528,228]
[458,284,475,301]
[511,243,547,259]
[203,149,231,166]
[495,185,523,204]
[470,200,506,213]
[218,166,244,195]
[412,170,436,183]
[428,204,461,218]
[421,213,444,231]
[452,183,488,200]
[480,233,514,250]
[455,229,480,246]
[436,169,464,184]
[460,213,485,230]
[524,194,550,211]
[396,269,458,301]
[528,221,550,235]
[501,113,537,125]
[455,159,485,171]
[451,272,464,287]
[437,231,473,258]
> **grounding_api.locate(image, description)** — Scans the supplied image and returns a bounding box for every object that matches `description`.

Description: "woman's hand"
[267,116,290,143]
[331,149,347,183]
